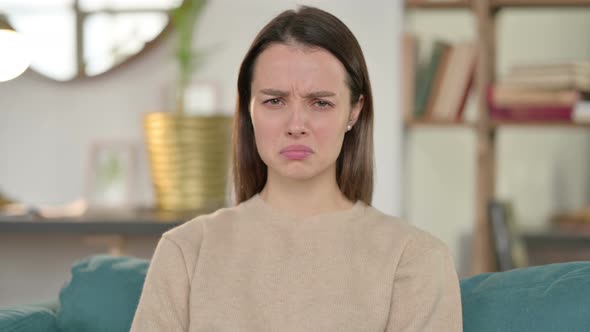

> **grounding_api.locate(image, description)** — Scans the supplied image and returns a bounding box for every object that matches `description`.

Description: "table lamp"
[0,14,31,82]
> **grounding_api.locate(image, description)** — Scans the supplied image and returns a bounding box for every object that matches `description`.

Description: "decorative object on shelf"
[488,200,528,271]
[85,141,139,210]
[0,190,35,218]
[0,189,16,210]
[144,110,231,212]
[143,0,232,213]
[0,16,30,82]
[574,98,590,123]
[552,204,590,231]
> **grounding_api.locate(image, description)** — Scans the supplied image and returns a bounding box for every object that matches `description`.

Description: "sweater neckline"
[246,193,367,226]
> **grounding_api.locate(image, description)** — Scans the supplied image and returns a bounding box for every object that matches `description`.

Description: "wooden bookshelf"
[404,0,590,275]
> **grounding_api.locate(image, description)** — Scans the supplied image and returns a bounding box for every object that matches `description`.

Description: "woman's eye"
[314,100,333,109]
[264,98,282,105]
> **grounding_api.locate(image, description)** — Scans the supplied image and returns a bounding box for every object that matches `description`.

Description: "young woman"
[131,6,462,331]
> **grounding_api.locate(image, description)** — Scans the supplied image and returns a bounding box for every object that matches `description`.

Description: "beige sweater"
[131,194,462,331]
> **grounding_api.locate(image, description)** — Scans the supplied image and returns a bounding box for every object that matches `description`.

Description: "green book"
[414,40,450,119]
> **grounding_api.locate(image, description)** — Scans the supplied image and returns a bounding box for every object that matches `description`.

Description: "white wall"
[405,8,590,276]
[0,0,402,306]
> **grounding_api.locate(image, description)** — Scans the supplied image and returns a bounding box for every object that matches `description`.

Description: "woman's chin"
[266,159,334,182]
[275,165,334,182]
[278,170,316,181]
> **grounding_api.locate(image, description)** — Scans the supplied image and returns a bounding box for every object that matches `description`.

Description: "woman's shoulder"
[161,202,247,246]
[361,204,450,258]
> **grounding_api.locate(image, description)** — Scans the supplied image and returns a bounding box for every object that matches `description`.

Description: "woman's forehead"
[252,43,348,93]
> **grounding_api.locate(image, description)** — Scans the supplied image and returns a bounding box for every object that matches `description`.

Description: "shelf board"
[492,0,590,7]
[405,119,475,127]
[492,121,590,128]
[406,0,471,8]
[406,120,590,128]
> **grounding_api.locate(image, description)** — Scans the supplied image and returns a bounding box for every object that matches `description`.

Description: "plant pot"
[143,112,232,212]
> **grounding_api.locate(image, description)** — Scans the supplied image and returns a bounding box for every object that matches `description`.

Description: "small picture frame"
[85,141,138,209]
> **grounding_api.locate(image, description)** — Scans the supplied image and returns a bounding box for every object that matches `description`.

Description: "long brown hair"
[233,6,374,205]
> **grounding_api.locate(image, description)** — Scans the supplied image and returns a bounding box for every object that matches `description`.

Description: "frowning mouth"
[280,145,313,160]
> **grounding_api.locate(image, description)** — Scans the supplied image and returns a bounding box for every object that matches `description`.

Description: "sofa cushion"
[461,261,590,332]
[0,305,59,332]
[56,255,149,332]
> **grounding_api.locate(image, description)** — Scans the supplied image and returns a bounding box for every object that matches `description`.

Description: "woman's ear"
[349,95,365,127]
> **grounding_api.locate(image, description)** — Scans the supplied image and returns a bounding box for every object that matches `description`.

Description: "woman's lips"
[280,145,313,160]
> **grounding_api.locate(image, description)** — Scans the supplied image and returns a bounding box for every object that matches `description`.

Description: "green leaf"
[170,0,209,109]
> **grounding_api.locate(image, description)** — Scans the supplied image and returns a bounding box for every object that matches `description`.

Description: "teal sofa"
[1,255,589,332]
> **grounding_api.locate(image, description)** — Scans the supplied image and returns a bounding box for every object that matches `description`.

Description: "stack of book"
[489,61,590,123]
[552,205,590,234]
[402,35,477,123]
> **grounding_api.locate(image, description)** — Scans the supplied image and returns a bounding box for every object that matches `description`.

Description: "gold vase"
[143,113,232,213]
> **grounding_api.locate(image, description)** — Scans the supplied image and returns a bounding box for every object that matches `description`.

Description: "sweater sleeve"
[384,238,463,332]
[130,236,190,332]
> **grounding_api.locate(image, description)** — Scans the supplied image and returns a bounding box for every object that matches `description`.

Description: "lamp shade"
[0,29,31,82]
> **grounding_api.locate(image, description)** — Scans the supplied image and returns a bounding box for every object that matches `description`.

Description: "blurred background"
[1,0,589,307]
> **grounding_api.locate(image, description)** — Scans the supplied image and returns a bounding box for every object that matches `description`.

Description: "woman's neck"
[260,170,354,219]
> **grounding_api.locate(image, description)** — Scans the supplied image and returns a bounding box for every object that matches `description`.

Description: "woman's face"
[249,43,363,182]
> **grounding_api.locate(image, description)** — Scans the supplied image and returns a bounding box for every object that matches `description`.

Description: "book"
[502,74,590,91]
[510,61,590,76]
[489,85,579,108]
[489,105,573,122]
[413,40,451,118]
[430,41,477,121]
[502,61,590,92]
[424,43,452,119]
[487,86,574,121]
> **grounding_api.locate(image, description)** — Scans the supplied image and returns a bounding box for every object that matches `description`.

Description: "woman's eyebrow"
[305,91,336,98]
[260,88,288,97]
[259,89,336,98]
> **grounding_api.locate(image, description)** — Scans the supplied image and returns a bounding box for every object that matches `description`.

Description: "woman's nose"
[286,105,308,137]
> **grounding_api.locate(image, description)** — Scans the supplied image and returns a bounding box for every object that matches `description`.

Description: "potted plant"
[143,0,232,213]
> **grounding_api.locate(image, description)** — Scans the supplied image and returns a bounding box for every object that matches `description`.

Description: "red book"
[487,85,573,121]
[457,68,475,120]
[490,107,573,121]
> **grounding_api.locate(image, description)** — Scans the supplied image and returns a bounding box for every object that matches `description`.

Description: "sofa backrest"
[56,255,148,332]
[0,304,59,332]
[51,255,590,332]
[461,261,590,332]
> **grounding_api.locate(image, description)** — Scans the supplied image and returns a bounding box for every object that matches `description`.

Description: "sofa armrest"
[0,304,59,332]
